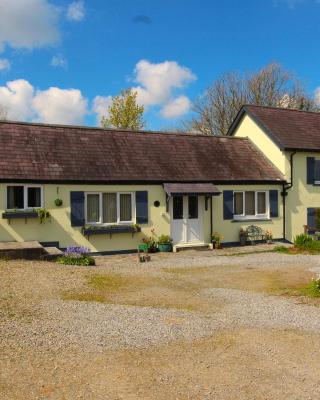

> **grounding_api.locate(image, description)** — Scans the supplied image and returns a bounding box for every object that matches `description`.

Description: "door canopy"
[163,183,221,196]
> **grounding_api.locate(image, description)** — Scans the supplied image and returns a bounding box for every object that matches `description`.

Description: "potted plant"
[239,228,247,246]
[142,228,158,253]
[37,208,50,224]
[265,230,273,244]
[211,232,223,249]
[157,234,172,252]
[54,198,63,207]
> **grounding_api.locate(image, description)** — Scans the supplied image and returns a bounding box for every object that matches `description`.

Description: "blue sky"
[0,0,319,129]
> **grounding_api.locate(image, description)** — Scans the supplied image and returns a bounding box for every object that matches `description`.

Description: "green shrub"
[294,233,313,248]
[157,234,172,244]
[294,233,320,252]
[57,254,95,266]
[301,278,320,298]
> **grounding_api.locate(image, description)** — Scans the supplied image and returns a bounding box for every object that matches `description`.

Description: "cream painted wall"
[232,113,320,242]
[0,184,170,252]
[233,114,287,174]
[0,182,283,251]
[212,184,283,243]
[284,152,320,241]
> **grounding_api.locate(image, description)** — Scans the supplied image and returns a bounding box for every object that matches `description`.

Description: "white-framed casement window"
[6,185,43,210]
[85,192,135,225]
[233,191,269,220]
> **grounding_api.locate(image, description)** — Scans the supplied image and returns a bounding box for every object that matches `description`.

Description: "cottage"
[229,105,320,242]
[0,118,285,254]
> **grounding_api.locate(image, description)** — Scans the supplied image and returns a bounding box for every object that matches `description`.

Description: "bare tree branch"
[185,63,319,135]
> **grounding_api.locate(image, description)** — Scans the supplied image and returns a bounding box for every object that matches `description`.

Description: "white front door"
[170,195,203,245]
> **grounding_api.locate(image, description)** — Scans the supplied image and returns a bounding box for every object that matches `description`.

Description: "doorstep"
[173,242,212,253]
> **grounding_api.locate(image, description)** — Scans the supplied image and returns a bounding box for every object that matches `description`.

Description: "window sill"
[2,211,38,219]
[231,218,271,223]
[83,225,141,238]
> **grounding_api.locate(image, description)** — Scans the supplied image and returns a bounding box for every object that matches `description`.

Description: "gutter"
[281,151,296,241]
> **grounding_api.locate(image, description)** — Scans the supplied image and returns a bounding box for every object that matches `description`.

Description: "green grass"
[300,280,320,298]
[62,292,105,303]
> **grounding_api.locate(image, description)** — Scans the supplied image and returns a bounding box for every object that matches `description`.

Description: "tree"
[185,63,319,135]
[101,89,145,130]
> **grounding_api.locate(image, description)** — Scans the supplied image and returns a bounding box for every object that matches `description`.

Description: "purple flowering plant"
[64,246,90,258]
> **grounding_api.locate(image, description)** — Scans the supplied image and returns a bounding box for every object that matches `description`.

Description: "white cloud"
[0,79,88,124]
[0,79,35,120]
[133,59,196,107]
[33,87,88,124]
[0,58,10,71]
[0,0,60,52]
[51,54,68,69]
[160,95,191,119]
[67,1,85,21]
[92,95,112,124]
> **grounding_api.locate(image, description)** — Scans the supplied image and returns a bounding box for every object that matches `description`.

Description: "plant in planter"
[265,230,273,244]
[57,246,95,266]
[157,234,172,252]
[37,208,51,224]
[239,228,247,246]
[54,198,63,207]
[211,232,223,249]
[142,228,158,253]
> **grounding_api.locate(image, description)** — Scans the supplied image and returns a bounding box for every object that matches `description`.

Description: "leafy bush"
[157,234,172,244]
[294,233,313,248]
[57,246,95,266]
[57,254,95,266]
[301,278,320,298]
[294,233,320,251]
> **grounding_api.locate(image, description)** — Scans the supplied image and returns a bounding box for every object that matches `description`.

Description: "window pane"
[315,160,320,181]
[245,191,255,215]
[188,196,198,219]
[28,187,41,208]
[257,192,266,214]
[7,186,24,209]
[102,193,117,223]
[173,196,183,219]
[234,192,243,215]
[87,194,100,222]
[120,194,132,221]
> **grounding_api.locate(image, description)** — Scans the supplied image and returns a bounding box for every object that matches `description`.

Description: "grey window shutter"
[307,157,315,184]
[307,208,316,230]
[223,191,233,220]
[269,190,279,218]
[136,191,148,224]
[70,191,85,227]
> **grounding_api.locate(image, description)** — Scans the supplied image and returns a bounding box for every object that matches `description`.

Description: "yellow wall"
[212,184,283,243]
[284,152,320,241]
[0,184,169,252]
[233,114,287,174]
[0,182,284,251]
[232,113,320,242]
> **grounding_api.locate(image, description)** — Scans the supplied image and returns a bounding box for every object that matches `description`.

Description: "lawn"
[1,250,320,399]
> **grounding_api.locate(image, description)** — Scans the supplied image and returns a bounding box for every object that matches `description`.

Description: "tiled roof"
[0,121,285,183]
[235,105,320,150]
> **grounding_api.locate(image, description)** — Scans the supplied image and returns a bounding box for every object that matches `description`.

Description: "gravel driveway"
[1,250,320,399]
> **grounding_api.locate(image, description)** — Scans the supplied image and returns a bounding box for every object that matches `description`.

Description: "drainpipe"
[281,151,296,242]
[210,196,213,240]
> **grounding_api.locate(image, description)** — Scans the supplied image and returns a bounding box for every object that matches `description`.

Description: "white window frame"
[6,184,43,210]
[233,190,269,220]
[85,191,135,225]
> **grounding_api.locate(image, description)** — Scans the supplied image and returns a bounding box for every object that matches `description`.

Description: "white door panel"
[170,195,203,245]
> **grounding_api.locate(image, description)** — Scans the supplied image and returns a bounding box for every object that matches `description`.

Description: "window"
[234,191,268,219]
[188,196,198,219]
[85,192,134,225]
[173,196,183,220]
[6,185,43,210]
